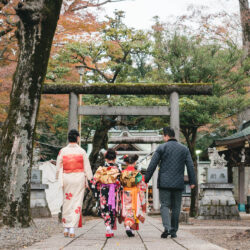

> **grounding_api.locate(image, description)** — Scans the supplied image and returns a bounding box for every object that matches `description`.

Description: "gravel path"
[0,217,63,249]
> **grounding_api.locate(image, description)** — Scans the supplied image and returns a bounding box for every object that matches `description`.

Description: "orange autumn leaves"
[0,0,107,123]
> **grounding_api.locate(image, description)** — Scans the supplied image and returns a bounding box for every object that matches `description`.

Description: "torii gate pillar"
[68,92,78,132]
[170,91,180,140]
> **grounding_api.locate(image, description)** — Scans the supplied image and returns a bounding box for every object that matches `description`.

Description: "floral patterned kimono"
[90,163,122,230]
[56,143,93,228]
[121,166,147,230]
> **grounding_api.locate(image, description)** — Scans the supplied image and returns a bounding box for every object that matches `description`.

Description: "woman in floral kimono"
[56,129,93,238]
[121,154,147,237]
[90,149,122,238]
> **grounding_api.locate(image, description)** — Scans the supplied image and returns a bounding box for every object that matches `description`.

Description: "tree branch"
[111,50,130,83]
[0,27,12,38]
[70,0,126,11]
[116,117,144,127]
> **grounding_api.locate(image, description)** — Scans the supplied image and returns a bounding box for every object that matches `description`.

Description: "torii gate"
[43,82,212,139]
[43,82,212,211]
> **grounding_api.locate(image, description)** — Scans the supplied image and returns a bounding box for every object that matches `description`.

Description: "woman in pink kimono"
[121,154,147,237]
[56,129,93,238]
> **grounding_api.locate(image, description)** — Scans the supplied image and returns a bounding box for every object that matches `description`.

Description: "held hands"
[190,185,195,189]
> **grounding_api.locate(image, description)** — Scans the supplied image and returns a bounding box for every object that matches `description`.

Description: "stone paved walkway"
[27,217,227,250]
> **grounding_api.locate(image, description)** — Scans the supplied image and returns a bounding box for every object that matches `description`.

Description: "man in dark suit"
[145,127,196,238]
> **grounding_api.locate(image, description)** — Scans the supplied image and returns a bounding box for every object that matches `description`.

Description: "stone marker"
[198,148,239,220]
[207,168,228,183]
[31,169,42,184]
[30,169,51,218]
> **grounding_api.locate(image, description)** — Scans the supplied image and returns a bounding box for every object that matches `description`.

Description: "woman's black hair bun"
[123,154,139,164]
[105,148,116,160]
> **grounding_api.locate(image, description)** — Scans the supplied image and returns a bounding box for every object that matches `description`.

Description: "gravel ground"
[190,228,250,250]
[0,217,63,250]
[0,216,96,250]
[186,218,250,250]
[188,217,250,227]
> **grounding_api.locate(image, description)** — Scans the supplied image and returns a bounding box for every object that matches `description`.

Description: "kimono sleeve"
[56,149,63,180]
[83,150,93,180]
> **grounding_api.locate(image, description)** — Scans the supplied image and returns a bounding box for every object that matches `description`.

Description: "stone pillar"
[238,165,246,211]
[78,74,83,145]
[146,185,149,213]
[68,92,78,132]
[151,143,160,211]
[170,91,180,141]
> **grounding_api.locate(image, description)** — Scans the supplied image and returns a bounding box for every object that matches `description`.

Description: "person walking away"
[145,127,196,238]
[56,129,93,238]
[120,154,147,237]
[90,149,122,238]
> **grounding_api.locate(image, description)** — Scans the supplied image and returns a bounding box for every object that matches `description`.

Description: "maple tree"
[0,1,123,139]
[0,1,124,65]
[57,10,150,83]
[0,0,19,66]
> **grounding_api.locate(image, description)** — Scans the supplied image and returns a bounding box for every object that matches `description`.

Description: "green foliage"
[57,10,151,84]
[46,57,70,82]
[149,17,248,157]
[36,114,68,159]
[80,94,169,132]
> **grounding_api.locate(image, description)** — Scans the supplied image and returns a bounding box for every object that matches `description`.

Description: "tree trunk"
[0,0,62,227]
[181,127,198,217]
[82,116,117,215]
[239,0,250,59]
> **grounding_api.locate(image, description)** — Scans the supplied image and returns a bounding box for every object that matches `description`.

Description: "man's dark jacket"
[145,139,196,189]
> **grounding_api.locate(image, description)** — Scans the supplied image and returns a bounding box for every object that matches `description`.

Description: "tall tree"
[60,10,150,83]
[239,0,250,58]
[0,0,63,227]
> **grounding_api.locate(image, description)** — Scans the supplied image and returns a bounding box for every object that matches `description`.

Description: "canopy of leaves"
[54,10,151,83]
[150,20,249,154]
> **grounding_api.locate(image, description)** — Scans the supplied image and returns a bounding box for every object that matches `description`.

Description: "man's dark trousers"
[159,188,182,233]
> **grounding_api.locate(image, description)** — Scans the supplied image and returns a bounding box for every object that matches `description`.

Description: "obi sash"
[101,183,117,211]
[63,154,84,173]
[123,186,139,214]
